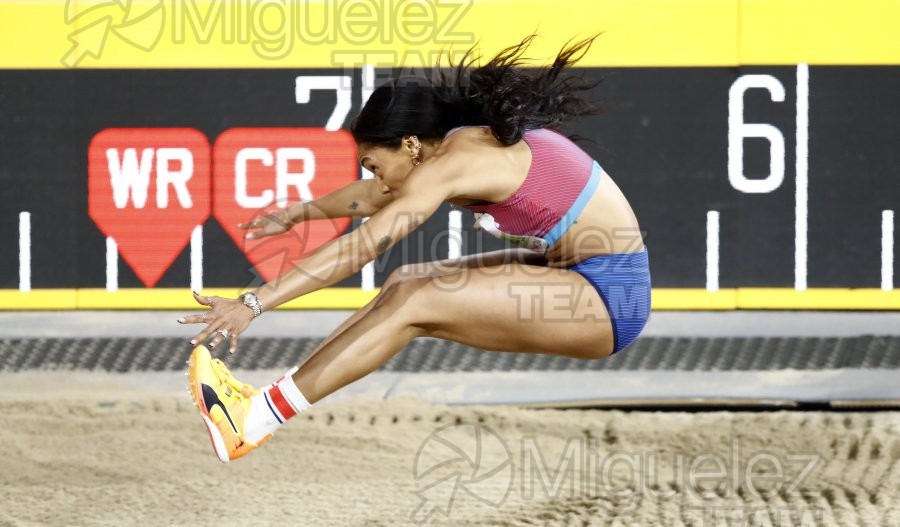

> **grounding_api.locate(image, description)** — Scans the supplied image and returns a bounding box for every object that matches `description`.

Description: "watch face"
[242,293,260,316]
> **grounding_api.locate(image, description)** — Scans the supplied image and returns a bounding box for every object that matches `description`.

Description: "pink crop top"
[444,126,601,252]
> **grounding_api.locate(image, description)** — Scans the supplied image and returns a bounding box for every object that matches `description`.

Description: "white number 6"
[727,75,786,194]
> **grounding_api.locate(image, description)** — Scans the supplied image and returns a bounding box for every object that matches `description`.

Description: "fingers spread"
[190,325,218,346]
[178,313,210,325]
[209,330,238,352]
[185,291,248,352]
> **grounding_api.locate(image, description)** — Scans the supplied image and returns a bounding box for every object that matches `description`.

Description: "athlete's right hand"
[237,209,295,240]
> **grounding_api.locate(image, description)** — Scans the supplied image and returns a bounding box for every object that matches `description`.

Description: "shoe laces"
[211,359,256,398]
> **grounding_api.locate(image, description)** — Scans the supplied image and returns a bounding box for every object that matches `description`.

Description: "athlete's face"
[357,136,420,195]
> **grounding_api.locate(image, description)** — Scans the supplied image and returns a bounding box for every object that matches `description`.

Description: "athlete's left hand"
[179,291,254,354]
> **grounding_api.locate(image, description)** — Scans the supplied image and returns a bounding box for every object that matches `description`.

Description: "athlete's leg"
[311,249,545,351]
[292,260,613,403]
[186,257,612,462]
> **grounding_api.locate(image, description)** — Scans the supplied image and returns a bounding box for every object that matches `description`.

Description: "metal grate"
[2,336,900,373]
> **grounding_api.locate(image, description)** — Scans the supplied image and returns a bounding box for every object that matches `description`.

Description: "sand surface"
[1,372,898,527]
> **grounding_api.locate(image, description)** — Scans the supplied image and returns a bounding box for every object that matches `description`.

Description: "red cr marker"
[213,128,357,283]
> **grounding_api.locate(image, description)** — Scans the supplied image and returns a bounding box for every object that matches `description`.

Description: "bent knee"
[373,273,433,311]
[564,321,616,361]
[382,264,416,290]
[579,345,615,361]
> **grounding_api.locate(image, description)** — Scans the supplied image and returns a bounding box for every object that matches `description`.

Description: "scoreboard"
[0,0,897,309]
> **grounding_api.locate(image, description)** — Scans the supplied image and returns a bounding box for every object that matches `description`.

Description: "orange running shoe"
[187,345,269,462]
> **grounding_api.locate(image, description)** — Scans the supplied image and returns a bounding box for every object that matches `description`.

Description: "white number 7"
[295,76,353,131]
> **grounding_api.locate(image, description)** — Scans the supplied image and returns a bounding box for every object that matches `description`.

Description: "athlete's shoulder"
[393,131,495,202]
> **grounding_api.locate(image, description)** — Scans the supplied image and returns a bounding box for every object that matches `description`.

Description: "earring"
[407,137,421,166]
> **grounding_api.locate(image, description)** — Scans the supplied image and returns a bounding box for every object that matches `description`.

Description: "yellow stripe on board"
[2,288,900,310]
[0,288,379,310]
[75,288,256,310]
[1,0,898,69]
[0,289,79,310]
[738,288,900,311]
[651,289,737,310]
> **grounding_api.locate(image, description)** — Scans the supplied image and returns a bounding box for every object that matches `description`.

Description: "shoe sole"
[187,346,231,464]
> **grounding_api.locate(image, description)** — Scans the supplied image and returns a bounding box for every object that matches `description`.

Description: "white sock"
[243,368,310,443]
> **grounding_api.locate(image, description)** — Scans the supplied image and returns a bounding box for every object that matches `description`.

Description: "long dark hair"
[349,34,603,148]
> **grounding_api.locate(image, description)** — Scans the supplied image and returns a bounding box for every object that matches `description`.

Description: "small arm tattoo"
[349,201,359,210]
[376,236,391,253]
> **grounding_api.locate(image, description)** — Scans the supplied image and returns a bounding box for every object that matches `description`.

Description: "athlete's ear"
[402,135,420,153]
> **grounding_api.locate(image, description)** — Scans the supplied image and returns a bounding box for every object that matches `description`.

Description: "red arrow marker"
[213,128,357,283]
[88,128,211,287]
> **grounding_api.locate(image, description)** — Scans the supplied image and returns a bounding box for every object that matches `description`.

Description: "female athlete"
[183,35,651,462]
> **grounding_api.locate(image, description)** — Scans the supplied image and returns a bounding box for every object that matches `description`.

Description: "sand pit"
[1,372,898,526]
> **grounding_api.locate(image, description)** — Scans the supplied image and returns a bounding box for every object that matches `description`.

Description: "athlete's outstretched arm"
[239,179,395,240]
[253,175,448,309]
[182,162,457,353]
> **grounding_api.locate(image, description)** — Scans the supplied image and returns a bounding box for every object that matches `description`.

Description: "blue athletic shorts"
[569,248,651,354]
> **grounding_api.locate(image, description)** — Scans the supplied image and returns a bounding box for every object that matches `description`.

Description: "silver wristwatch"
[241,292,262,318]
